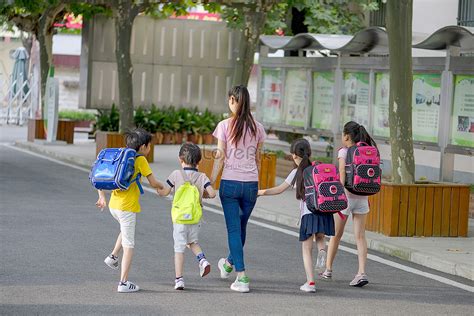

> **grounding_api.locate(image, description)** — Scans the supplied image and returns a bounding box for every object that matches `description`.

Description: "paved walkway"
[13,137,474,281]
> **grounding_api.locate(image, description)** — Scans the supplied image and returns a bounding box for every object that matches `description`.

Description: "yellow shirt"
[109,156,153,213]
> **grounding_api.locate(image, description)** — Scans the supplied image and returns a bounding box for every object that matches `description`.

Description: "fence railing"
[0,72,38,126]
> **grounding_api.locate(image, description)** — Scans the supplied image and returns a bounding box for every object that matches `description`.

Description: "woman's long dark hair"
[290,138,312,200]
[228,85,257,146]
[343,121,377,147]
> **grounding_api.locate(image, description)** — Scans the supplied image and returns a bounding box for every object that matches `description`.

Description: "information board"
[451,75,474,148]
[311,72,334,130]
[284,69,308,127]
[260,68,283,124]
[341,72,369,127]
[412,73,441,143]
[372,72,390,137]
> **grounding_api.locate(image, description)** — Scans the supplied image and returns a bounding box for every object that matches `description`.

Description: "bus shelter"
[256,26,474,183]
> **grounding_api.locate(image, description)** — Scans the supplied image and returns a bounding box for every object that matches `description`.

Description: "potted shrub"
[58,110,96,129]
[188,111,202,144]
[94,104,122,155]
[200,109,217,145]
[159,107,176,144]
[174,108,189,145]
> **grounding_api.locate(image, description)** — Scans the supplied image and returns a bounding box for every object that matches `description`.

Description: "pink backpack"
[344,142,381,196]
[303,162,348,214]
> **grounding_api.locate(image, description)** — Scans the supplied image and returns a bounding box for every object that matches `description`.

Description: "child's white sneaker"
[218,258,232,279]
[230,276,250,293]
[300,282,316,293]
[104,254,119,270]
[199,259,211,277]
[174,278,185,290]
[117,281,139,293]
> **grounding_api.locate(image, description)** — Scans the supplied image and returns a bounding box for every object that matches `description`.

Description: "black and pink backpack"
[344,142,381,196]
[303,162,348,214]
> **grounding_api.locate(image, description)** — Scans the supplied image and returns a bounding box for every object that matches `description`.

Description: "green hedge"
[94,105,224,134]
[58,110,96,121]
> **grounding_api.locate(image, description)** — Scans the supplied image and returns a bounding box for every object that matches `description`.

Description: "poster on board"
[341,72,369,127]
[372,73,390,138]
[284,69,308,127]
[260,68,283,124]
[451,75,474,148]
[412,74,441,143]
[311,72,334,130]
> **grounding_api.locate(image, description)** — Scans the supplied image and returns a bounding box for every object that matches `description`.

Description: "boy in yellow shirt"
[96,128,164,293]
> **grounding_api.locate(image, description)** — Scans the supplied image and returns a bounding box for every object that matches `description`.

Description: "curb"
[14,141,94,170]
[11,142,473,281]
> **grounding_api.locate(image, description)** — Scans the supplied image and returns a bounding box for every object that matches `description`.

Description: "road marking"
[201,205,474,293]
[4,143,473,293]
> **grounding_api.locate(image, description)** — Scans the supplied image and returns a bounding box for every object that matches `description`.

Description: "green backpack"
[171,171,202,225]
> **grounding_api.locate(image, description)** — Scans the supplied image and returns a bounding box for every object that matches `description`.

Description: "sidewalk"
[13,139,474,281]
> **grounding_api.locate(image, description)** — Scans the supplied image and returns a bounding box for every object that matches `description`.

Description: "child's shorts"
[110,208,136,248]
[341,195,369,216]
[173,223,201,253]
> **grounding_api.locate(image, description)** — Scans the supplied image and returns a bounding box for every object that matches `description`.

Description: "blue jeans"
[219,180,259,272]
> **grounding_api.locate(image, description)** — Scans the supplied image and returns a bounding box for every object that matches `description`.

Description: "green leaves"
[132,106,221,135]
[95,104,120,132]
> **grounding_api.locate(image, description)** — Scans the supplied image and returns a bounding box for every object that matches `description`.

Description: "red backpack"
[303,162,348,214]
[344,142,381,196]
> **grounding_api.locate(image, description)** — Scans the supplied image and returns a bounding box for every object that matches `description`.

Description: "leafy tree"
[0,1,69,99]
[386,0,415,184]
[210,0,379,85]
[72,0,191,132]
[289,0,379,35]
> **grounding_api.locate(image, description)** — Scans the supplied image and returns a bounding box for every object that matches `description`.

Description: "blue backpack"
[89,148,144,194]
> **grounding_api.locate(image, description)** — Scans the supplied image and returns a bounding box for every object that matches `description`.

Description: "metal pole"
[438,46,459,182]
[331,54,344,163]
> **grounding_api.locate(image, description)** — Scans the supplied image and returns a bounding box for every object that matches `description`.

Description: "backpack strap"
[132,154,144,195]
[180,169,197,185]
[131,173,144,195]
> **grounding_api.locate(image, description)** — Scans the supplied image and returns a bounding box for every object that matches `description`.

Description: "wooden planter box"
[95,131,154,163]
[276,158,295,178]
[367,182,470,237]
[27,118,75,144]
[198,149,276,190]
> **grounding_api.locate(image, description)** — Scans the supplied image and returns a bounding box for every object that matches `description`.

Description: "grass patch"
[59,110,96,121]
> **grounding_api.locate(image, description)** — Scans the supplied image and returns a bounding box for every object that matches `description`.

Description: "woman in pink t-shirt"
[211,85,266,293]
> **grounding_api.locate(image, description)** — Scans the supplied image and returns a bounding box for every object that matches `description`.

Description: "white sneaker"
[230,276,250,293]
[218,258,232,279]
[316,250,327,271]
[104,254,119,270]
[300,282,316,293]
[174,278,185,290]
[199,259,211,277]
[117,281,139,293]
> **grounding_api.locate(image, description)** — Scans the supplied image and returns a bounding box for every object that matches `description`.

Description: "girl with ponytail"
[322,121,374,287]
[259,139,335,293]
[211,85,266,293]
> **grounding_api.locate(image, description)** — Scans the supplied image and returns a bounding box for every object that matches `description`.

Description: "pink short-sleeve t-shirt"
[213,118,266,182]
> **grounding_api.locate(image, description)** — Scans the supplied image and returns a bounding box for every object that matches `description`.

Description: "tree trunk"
[237,5,269,86]
[37,17,54,101]
[113,0,137,133]
[37,4,65,103]
[386,0,415,184]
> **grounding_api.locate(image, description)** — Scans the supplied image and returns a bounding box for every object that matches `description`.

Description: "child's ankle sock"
[196,252,206,263]
[309,281,315,286]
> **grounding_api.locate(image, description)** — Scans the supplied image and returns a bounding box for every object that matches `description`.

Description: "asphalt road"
[1,145,473,315]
